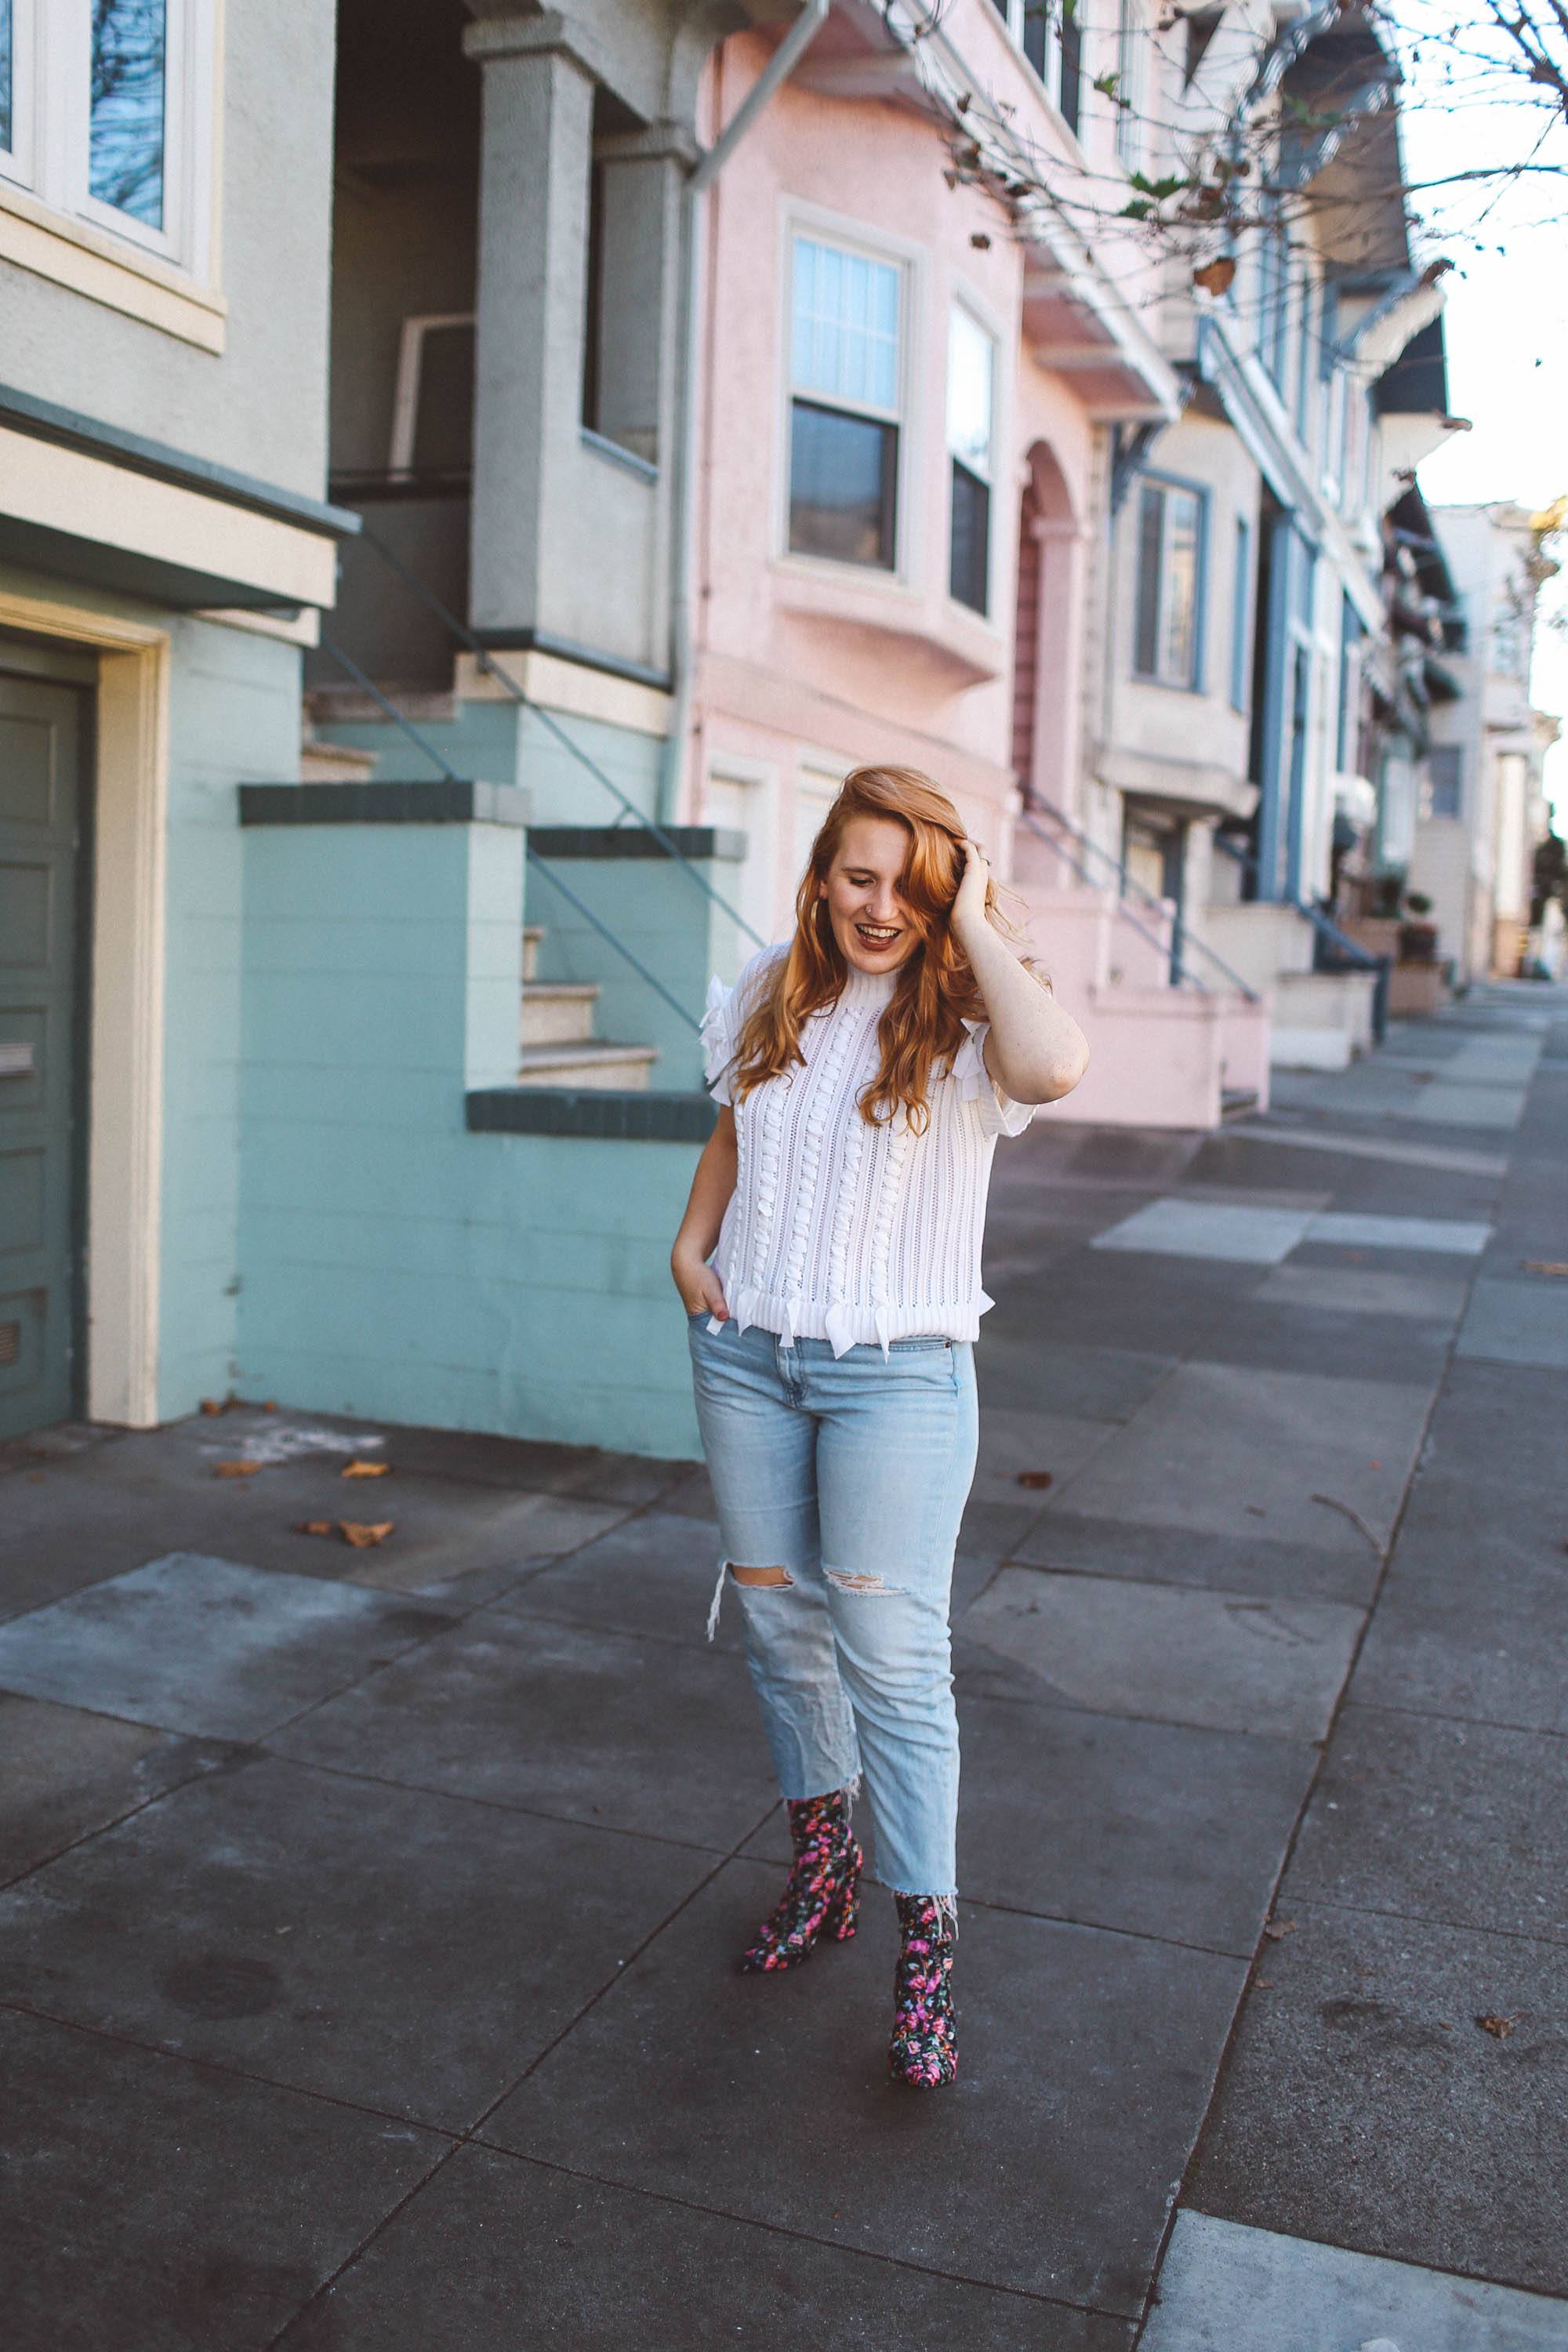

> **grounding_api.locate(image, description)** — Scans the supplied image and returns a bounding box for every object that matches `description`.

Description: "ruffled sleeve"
[701,943,788,1109]
[701,973,736,1105]
[953,1020,1036,1139]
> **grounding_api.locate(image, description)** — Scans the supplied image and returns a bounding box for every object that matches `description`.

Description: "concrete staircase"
[1201,902,1377,1073]
[517,924,659,1090]
[1006,827,1271,1131]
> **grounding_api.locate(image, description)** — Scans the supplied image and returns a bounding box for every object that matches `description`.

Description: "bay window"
[1134,476,1206,689]
[948,304,996,615]
[787,230,905,572]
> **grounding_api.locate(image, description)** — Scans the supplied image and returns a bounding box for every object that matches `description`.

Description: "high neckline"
[837,964,900,1008]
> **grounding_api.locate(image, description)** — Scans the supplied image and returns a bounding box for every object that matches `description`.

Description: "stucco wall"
[236,815,703,1457]
[1,0,337,500]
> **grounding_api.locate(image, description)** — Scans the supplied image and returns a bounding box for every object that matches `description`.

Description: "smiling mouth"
[855,923,902,949]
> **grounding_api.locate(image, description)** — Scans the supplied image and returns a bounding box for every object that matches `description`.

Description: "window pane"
[1,0,13,154]
[1230,517,1250,708]
[1428,745,1462,817]
[1161,489,1200,684]
[91,0,168,228]
[947,308,993,477]
[1060,13,1083,135]
[789,400,897,569]
[1023,0,1051,82]
[950,459,990,614]
[1134,484,1163,676]
[791,236,901,415]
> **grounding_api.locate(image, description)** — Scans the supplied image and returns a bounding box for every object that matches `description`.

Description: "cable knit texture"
[702,945,1034,1356]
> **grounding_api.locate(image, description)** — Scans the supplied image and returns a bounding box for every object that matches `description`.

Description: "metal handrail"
[1015,805,1208,990]
[318,636,701,1035]
[348,523,769,951]
[1019,801,1261,1003]
[1211,831,1391,1042]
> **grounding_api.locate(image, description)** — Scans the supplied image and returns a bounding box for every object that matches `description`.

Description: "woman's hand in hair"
[949,844,1090,1105]
[950,837,993,939]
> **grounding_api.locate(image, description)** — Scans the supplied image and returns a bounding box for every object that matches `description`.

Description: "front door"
[0,671,89,1440]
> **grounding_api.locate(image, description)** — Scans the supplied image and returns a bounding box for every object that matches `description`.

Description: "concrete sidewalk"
[1,985,1565,2350]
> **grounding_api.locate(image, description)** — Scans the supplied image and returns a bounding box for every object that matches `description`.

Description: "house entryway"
[0,652,93,1440]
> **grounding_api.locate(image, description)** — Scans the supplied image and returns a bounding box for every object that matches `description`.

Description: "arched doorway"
[1011,441,1085,821]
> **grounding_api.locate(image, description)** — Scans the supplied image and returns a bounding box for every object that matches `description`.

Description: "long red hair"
[728,766,1040,1131]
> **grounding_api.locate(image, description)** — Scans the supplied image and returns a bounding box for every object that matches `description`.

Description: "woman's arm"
[670,1105,738,1315]
[950,842,1090,1105]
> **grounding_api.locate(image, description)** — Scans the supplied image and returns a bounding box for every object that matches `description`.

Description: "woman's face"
[818,815,922,976]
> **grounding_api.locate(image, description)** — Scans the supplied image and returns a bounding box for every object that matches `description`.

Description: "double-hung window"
[948,307,995,616]
[788,230,904,572]
[1134,477,1205,689]
[0,1,213,275]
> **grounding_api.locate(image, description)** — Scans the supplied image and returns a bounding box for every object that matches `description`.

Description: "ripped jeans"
[688,1315,978,1900]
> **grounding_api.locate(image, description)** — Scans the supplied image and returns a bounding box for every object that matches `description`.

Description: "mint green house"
[0,0,756,1461]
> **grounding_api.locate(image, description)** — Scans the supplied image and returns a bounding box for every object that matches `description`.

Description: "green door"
[0,672,88,1440]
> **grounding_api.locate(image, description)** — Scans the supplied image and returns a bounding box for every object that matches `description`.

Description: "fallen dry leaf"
[1016,1470,1054,1490]
[1192,255,1236,296]
[295,1519,336,1537]
[339,1520,394,1548]
[1475,2013,1516,2039]
[263,1399,278,1412]
[340,1458,390,1479]
[215,1460,263,1479]
[1522,1260,1568,1278]
[200,1399,223,1416]
[1262,1918,1298,1942]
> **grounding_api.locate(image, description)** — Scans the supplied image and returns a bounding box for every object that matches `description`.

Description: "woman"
[670,766,1088,2089]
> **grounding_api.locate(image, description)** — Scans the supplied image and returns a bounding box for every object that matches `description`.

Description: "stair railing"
[318,636,703,1036]
[347,524,771,952]
[1018,801,1262,1004]
[1212,832,1390,1043]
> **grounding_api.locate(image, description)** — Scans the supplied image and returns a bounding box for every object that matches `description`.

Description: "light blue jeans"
[688,1314,978,1900]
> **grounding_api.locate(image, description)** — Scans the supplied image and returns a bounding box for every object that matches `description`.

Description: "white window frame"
[775,202,921,590]
[1132,472,1207,691]
[390,314,477,477]
[0,0,216,280]
[986,0,1067,114]
[1114,0,1143,169]
[946,296,1000,622]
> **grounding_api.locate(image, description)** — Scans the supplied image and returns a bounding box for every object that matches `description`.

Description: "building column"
[463,14,596,636]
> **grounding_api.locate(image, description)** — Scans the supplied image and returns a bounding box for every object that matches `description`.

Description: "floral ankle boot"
[740,1789,863,1973]
[887,1894,957,2088]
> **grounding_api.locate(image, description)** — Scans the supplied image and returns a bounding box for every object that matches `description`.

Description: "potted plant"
[1399,891,1439,963]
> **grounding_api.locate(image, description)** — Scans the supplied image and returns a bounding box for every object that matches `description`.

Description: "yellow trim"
[0,185,227,354]
[0,425,338,608]
[455,648,671,738]
[0,589,169,1428]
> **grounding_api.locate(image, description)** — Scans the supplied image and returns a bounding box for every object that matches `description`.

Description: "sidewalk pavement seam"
[259,1801,778,2350]
[1260,1889,1568,1952]
[0,1991,466,2141]
[1131,1202,1490,2344]
[455,2143,1131,2325]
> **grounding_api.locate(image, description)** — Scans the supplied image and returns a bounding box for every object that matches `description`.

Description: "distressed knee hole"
[824,1569,896,1595]
[728,1563,793,1588]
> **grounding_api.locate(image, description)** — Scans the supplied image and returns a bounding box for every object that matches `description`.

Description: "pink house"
[683,5,1270,1127]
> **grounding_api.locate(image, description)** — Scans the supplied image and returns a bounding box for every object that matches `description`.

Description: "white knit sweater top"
[701,945,1035,1355]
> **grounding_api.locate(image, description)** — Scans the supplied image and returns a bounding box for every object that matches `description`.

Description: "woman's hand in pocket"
[672,1247,729,1321]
